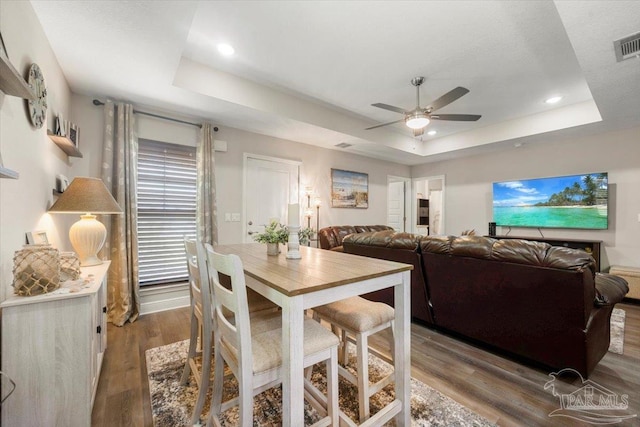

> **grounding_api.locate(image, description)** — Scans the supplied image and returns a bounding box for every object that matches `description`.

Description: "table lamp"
[48,177,122,266]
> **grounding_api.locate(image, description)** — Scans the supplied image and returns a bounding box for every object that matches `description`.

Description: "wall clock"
[27,63,47,129]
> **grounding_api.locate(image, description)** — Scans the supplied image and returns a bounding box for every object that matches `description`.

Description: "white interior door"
[244,155,300,243]
[387,179,406,232]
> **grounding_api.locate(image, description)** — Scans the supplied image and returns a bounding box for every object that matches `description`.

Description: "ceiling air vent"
[335,142,352,149]
[614,31,640,62]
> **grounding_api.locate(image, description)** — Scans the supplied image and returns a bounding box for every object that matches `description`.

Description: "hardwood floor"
[92,303,640,426]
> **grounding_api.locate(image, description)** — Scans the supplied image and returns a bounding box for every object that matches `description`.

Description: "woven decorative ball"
[60,251,81,281]
[12,245,61,296]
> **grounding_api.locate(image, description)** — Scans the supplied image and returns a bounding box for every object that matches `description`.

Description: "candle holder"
[286,225,302,259]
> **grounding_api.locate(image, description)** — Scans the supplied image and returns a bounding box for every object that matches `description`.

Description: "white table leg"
[394,271,411,426]
[281,295,305,427]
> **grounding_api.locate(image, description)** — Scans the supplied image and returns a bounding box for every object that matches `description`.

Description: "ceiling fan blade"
[413,128,425,137]
[365,119,405,130]
[430,114,481,121]
[427,87,470,112]
[371,103,407,114]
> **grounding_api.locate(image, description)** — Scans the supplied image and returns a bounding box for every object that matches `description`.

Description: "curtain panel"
[101,100,140,326]
[196,123,218,245]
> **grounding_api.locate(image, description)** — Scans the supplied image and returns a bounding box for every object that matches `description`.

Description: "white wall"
[411,125,640,270]
[0,1,74,301]
[70,94,411,246]
[212,126,410,244]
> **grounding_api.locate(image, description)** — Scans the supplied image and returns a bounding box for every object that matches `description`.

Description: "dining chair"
[179,237,214,425]
[204,243,340,427]
[312,296,395,423]
[179,238,277,425]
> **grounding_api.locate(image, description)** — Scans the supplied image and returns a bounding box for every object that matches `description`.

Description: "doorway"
[412,175,445,236]
[243,154,300,243]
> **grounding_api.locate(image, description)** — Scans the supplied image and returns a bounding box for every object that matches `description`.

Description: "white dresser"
[1,261,109,426]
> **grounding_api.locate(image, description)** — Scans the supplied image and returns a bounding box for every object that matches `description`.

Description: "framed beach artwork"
[331,168,369,209]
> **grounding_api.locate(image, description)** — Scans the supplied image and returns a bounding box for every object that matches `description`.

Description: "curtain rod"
[92,99,217,131]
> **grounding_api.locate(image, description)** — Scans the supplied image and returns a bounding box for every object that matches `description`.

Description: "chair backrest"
[204,243,253,372]
[184,237,214,327]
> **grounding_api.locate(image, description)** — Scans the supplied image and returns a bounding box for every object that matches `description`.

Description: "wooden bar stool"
[313,296,395,423]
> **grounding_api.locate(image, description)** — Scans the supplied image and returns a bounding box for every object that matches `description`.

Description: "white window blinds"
[137,139,197,286]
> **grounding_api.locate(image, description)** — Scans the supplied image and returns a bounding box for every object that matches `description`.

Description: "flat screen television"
[492,172,608,230]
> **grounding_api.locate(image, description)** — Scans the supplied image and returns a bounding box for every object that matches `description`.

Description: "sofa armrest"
[594,273,629,306]
[318,227,338,250]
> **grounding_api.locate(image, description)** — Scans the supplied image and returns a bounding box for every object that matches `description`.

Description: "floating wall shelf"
[0,55,35,100]
[47,131,83,158]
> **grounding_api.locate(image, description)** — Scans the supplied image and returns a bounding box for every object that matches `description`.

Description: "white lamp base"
[69,214,107,266]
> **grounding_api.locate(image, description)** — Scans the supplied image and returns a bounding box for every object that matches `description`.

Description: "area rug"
[608,308,626,354]
[146,339,495,426]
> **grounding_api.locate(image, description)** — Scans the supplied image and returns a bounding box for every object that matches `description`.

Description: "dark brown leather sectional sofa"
[341,230,628,377]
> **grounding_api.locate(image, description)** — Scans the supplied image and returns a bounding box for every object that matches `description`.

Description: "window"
[137,139,197,286]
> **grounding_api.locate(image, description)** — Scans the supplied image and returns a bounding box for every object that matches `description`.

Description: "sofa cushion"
[318,225,395,250]
[331,225,357,246]
[343,230,421,250]
[490,238,549,265]
[451,235,496,259]
[419,235,455,254]
[543,246,596,276]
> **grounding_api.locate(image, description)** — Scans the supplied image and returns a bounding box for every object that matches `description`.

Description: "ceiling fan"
[366,77,481,137]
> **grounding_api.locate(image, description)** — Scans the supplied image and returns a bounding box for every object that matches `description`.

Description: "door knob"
[248,231,254,235]
[248,221,253,225]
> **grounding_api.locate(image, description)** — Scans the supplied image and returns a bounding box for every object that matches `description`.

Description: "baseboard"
[140,283,190,315]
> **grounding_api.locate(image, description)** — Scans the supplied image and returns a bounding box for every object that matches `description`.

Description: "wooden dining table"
[214,243,412,426]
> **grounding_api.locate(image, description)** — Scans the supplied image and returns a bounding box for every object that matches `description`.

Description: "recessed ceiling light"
[427,130,437,136]
[217,43,235,56]
[544,96,563,104]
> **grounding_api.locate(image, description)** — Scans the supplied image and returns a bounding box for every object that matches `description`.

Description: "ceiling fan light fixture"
[405,113,430,129]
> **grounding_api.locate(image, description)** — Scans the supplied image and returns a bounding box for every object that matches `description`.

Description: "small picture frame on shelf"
[55,114,65,136]
[26,230,49,245]
[69,123,79,148]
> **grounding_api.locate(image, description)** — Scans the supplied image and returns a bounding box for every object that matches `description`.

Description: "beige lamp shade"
[49,177,122,266]
[48,177,122,214]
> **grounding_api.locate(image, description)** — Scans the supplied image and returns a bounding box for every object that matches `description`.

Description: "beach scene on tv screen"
[493,173,608,229]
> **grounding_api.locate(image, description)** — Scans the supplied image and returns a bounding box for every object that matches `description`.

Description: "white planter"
[267,243,280,256]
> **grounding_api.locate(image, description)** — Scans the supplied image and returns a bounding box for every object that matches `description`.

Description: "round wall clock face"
[27,63,47,129]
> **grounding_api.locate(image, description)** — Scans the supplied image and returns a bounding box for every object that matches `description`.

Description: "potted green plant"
[298,227,314,246]
[253,220,289,255]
